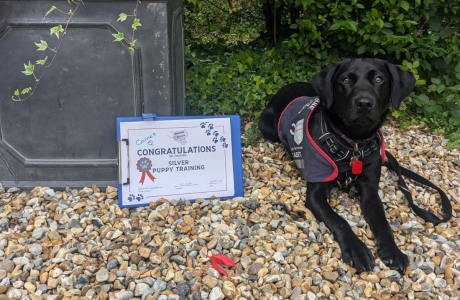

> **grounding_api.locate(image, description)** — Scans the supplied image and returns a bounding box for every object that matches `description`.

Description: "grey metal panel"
[0,0,185,188]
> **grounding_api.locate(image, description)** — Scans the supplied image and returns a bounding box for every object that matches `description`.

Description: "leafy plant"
[12,0,141,101]
[12,0,84,102]
[186,41,317,117]
[184,0,264,44]
[392,60,460,147]
[113,0,142,51]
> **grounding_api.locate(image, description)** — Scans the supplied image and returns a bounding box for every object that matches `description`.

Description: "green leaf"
[429,18,442,31]
[431,78,441,85]
[417,94,430,104]
[117,13,128,22]
[315,2,324,8]
[357,45,367,55]
[415,79,426,85]
[132,18,142,30]
[392,110,405,118]
[45,6,57,17]
[21,87,32,95]
[14,89,20,96]
[400,1,409,11]
[329,23,341,31]
[445,94,455,102]
[455,63,460,73]
[112,31,125,42]
[436,84,445,93]
[237,62,245,73]
[50,25,64,38]
[129,39,137,51]
[254,75,263,88]
[382,29,393,35]
[400,119,411,129]
[371,8,378,18]
[21,61,35,76]
[356,3,364,8]
[36,56,48,65]
[447,85,460,92]
[346,21,358,32]
[35,40,49,51]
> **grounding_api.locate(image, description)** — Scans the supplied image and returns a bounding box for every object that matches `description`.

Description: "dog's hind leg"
[306,181,375,272]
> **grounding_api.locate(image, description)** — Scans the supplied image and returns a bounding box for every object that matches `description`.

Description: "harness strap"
[383,150,452,224]
[318,113,381,170]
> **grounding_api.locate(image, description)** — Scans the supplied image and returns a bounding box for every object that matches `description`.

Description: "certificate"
[117,114,243,208]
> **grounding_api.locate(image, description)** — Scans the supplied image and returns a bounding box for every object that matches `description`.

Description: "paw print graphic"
[207,123,214,130]
[139,160,150,170]
[200,122,208,128]
[222,142,229,148]
[213,131,219,137]
[220,136,226,143]
[205,129,211,136]
[135,194,144,202]
[127,194,136,202]
[212,136,219,143]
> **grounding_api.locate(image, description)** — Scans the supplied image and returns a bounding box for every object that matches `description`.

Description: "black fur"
[258,58,415,273]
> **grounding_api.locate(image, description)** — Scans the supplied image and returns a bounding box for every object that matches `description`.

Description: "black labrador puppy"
[258,58,415,273]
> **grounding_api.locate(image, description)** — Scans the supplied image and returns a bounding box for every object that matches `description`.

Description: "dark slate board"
[0,0,185,188]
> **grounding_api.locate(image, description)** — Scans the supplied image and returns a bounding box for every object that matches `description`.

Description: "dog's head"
[311,58,415,138]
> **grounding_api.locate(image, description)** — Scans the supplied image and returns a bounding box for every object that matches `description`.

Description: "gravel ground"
[0,123,459,300]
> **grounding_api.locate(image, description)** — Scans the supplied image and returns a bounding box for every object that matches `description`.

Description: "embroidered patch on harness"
[290,119,304,145]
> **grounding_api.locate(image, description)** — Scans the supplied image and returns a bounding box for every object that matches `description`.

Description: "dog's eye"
[342,77,350,84]
[375,76,384,83]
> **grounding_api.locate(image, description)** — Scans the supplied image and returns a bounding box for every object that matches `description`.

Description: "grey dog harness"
[277,96,385,183]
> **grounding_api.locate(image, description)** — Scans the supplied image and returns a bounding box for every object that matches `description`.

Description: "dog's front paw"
[339,237,375,273]
[378,245,409,274]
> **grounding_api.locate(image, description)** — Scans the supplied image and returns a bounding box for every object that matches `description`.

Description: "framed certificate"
[117,114,243,208]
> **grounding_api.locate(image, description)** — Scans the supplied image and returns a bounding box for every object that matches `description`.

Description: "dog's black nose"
[356,99,374,109]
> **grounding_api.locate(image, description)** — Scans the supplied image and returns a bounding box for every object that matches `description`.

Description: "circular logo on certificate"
[137,157,152,172]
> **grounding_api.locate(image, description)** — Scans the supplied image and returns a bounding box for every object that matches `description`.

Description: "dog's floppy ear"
[311,62,343,109]
[385,62,416,109]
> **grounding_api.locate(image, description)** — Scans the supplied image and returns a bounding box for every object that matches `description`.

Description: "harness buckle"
[337,174,358,187]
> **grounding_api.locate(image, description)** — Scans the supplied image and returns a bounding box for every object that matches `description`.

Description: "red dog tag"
[350,159,363,175]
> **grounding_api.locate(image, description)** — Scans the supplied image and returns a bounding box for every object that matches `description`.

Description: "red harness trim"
[305,103,339,182]
[378,130,386,164]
